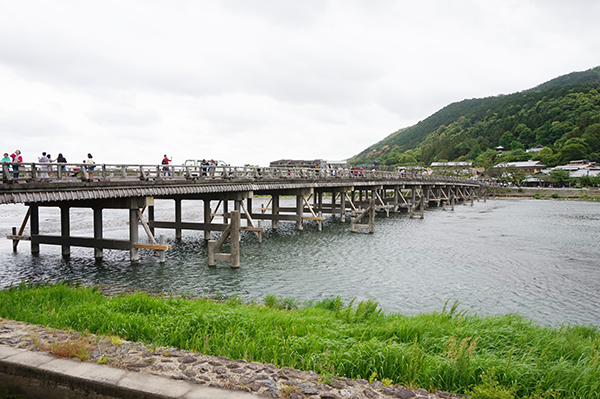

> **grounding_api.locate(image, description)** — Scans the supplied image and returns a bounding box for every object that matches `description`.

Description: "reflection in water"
[0,199,599,326]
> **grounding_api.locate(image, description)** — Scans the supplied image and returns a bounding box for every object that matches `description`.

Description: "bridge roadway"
[1,163,485,266]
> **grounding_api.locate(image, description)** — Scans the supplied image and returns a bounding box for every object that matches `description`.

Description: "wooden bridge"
[1,162,485,267]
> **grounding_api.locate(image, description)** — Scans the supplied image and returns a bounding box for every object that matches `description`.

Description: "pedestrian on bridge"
[10,150,22,180]
[162,154,172,177]
[56,153,67,173]
[38,152,50,180]
[86,153,95,179]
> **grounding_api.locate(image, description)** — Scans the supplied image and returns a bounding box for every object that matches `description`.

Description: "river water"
[0,198,598,327]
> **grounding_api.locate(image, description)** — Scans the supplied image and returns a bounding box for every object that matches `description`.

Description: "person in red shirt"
[10,150,22,180]
[162,154,173,177]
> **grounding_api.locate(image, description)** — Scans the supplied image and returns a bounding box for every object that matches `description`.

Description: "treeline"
[350,66,600,170]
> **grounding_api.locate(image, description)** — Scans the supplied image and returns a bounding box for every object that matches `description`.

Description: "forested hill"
[350,66,600,168]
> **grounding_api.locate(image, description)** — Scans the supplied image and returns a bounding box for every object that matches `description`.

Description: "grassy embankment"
[1,283,599,399]
[490,187,600,201]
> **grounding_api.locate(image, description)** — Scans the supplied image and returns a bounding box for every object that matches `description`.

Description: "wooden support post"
[409,188,416,218]
[230,210,240,268]
[204,199,211,241]
[129,207,139,262]
[246,197,253,227]
[175,199,182,239]
[61,206,70,257]
[317,191,323,213]
[11,208,30,252]
[340,190,346,222]
[272,195,279,229]
[159,235,166,263]
[148,204,155,236]
[318,211,323,231]
[350,199,375,233]
[296,195,303,231]
[94,207,103,259]
[207,210,240,268]
[30,205,39,254]
[223,200,229,224]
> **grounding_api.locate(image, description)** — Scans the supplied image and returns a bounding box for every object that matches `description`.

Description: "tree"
[510,141,525,151]
[517,126,535,148]
[558,138,589,163]
[499,131,516,148]
[549,169,571,187]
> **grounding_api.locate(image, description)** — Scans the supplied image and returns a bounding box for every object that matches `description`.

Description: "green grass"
[1,282,599,399]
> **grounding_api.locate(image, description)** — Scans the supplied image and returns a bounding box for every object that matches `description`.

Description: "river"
[0,198,598,327]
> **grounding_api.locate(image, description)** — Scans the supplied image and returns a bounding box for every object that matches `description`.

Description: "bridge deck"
[1,163,481,204]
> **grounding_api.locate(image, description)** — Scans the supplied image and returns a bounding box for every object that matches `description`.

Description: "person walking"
[47,153,55,178]
[56,153,67,175]
[10,150,22,180]
[162,154,172,177]
[86,153,95,179]
[38,152,50,180]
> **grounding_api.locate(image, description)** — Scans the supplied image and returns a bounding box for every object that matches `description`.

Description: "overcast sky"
[1,1,599,167]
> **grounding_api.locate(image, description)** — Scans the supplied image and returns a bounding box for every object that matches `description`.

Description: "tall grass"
[1,282,599,399]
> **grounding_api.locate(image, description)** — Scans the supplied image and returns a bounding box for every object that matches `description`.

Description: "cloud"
[0,0,598,166]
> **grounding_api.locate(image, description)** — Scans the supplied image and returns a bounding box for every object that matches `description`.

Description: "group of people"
[1,150,95,180]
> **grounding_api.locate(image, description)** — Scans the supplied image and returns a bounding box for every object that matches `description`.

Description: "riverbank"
[1,283,599,399]
[489,186,600,200]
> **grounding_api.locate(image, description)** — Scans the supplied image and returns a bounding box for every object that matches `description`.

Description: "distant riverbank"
[489,186,600,200]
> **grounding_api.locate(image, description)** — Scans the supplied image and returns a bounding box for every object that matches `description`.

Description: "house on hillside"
[526,144,544,153]
[430,161,473,176]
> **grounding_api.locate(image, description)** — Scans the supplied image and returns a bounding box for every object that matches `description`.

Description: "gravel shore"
[1,318,469,399]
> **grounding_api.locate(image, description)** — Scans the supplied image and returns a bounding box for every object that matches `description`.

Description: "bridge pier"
[129,207,139,262]
[296,195,303,230]
[272,195,279,229]
[61,206,70,257]
[30,205,39,254]
[94,207,103,259]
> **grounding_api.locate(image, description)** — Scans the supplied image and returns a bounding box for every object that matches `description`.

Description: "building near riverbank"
[553,159,600,177]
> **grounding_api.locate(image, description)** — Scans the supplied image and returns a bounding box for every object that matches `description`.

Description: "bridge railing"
[1,162,479,185]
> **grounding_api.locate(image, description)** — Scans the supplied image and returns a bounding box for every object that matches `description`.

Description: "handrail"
[0,162,481,186]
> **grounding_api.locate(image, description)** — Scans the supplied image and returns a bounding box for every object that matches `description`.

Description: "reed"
[1,282,598,399]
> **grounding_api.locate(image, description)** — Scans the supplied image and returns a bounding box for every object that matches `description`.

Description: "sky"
[1,1,599,167]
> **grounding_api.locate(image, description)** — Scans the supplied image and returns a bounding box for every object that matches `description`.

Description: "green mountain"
[350,66,600,169]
